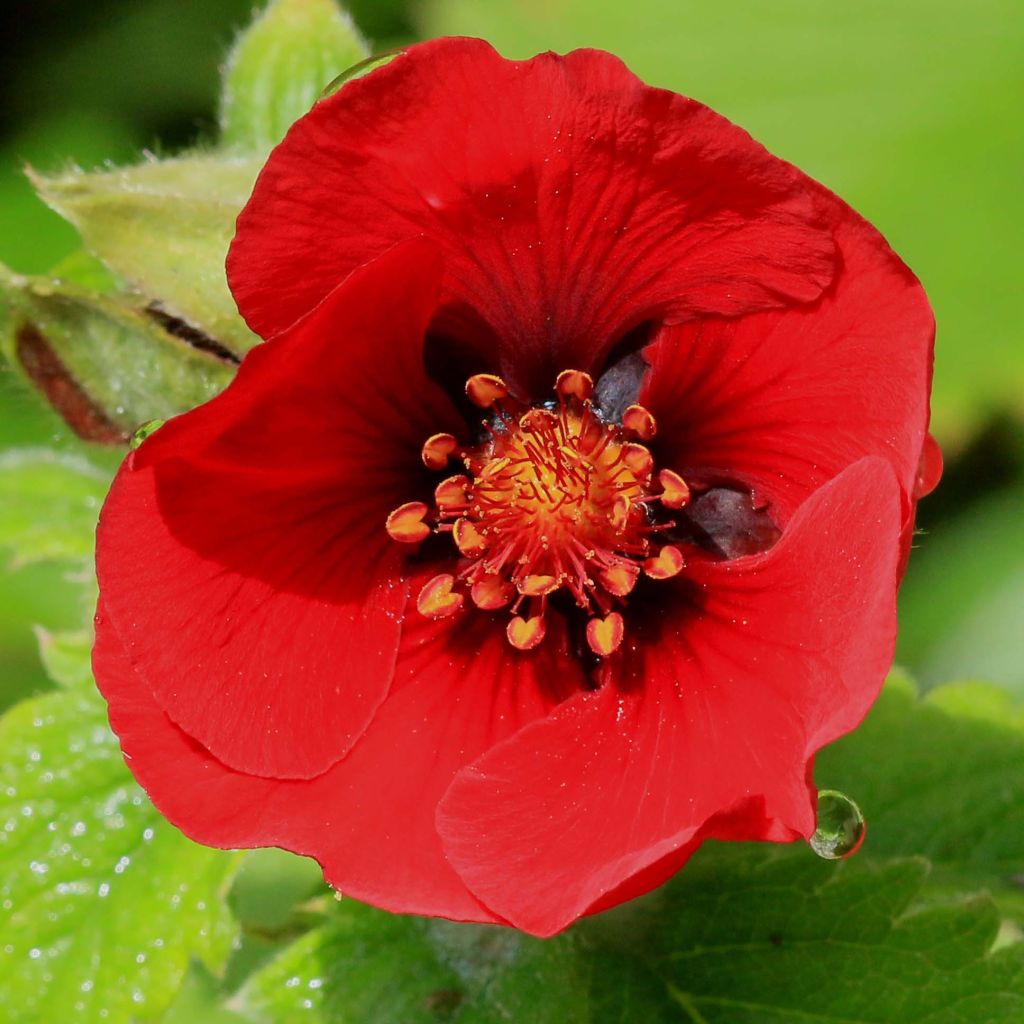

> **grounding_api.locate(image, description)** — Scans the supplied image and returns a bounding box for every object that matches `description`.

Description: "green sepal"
[220,0,370,153]
[1,267,236,444]
[29,155,262,356]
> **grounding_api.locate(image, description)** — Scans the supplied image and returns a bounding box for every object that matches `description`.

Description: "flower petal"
[94,582,583,923]
[96,240,463,779]
[437,458,901,936]
[640,205,934,521]
[228,37,836,395]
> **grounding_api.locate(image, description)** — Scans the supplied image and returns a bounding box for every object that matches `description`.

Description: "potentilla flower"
[93,37,938,937]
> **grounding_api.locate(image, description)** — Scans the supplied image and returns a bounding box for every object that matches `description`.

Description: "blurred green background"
[1,0,1022,710]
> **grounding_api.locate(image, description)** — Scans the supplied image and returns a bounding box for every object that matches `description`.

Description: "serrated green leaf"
[1,271,237,443]
[0,449,108,567]
[30,155,262,355]
[0,686,242,1024]
[819,673,1024,918]
[420,0,1024,446]
[238,846,1024,1023]
[221,0,369,153]
[237,900,464,1023]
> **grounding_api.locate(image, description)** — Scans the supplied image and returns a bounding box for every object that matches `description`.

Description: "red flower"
[93,38,937,937]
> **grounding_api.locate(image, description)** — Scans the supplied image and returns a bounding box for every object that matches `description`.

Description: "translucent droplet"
[130,419,166,449]
[320,50,405,99]
[810,789,866,860]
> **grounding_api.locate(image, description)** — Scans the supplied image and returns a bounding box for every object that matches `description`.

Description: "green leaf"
[1,270,237,443]
[898,486,1024,696]
[0,449,108,567]
[221,0,370,153]
[238,847,1024,1023]
[0,684,242,1024]
[237,900,464,1023]
[818,672,1024,918]
[420,0,1024,446]
[30,155,262,355]
[34,628,95,689]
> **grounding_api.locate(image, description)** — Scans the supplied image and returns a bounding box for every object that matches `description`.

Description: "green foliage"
[0,686,241,1024]
[420,0,1024,448]
[221,0,370,152]
[0,449,108,566]
[898,486,1024,696]
[34,628,95,690]
[820,672,1024,918]
[1,269,238,441]
[237,849,1024,1024]
[30,156,262,356]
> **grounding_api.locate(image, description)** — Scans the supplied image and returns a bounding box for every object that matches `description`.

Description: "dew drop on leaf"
[809,789,866,860]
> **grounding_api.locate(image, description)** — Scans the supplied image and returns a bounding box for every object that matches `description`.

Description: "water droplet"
[130,419,166,449]
[810,789,866,860]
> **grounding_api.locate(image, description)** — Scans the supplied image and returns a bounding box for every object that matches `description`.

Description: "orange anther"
[507,614,546,651]
[435,475,471,510]
[453,517,488,557]
[658,468,690,509]
[518,574,558,597]
[385,502,431,543]
[471,575,516,610]
[555,369,594,402]
[416,574,464,619]
[598,562,640,598]
[466,373,509,408]
[622,404,656,440]
[422,432,458,470]
[644,544,685,580]
[519,408,556,433]
[586,612,624,657]
[611,493,632,532]
[621,443,654,479]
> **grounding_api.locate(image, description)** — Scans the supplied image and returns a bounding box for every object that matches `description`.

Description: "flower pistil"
[386,370,692,657]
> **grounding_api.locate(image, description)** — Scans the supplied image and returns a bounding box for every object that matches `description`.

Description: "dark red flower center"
[386,370,691,657]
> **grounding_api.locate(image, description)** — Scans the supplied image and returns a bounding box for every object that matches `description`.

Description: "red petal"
[96,241,463,780]
[640,207,934,523]
[94,584,583,923]
[229,38,836,394]
[437,458,901,936]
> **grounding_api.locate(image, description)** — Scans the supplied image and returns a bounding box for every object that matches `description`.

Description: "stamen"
[643,545,685,580]
[622,404,657,440]
[518,574,558,597]
[658,468,690,509]
[417,574,464,618]
[453,517,488,557]
[597,563,640,598]
[386,501,431,543]
[421,432,458,470]
[435,475,471,511]
[555,369,594,402]
[507,614,546,651]
[388,369,692,656]
[471,575,515,610]
[466,373,509,408]
[587,612,624,657]
[621,443,654,479]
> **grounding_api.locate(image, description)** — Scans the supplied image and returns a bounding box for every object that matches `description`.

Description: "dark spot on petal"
[594,322,655,421]
[677,487,781,559]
